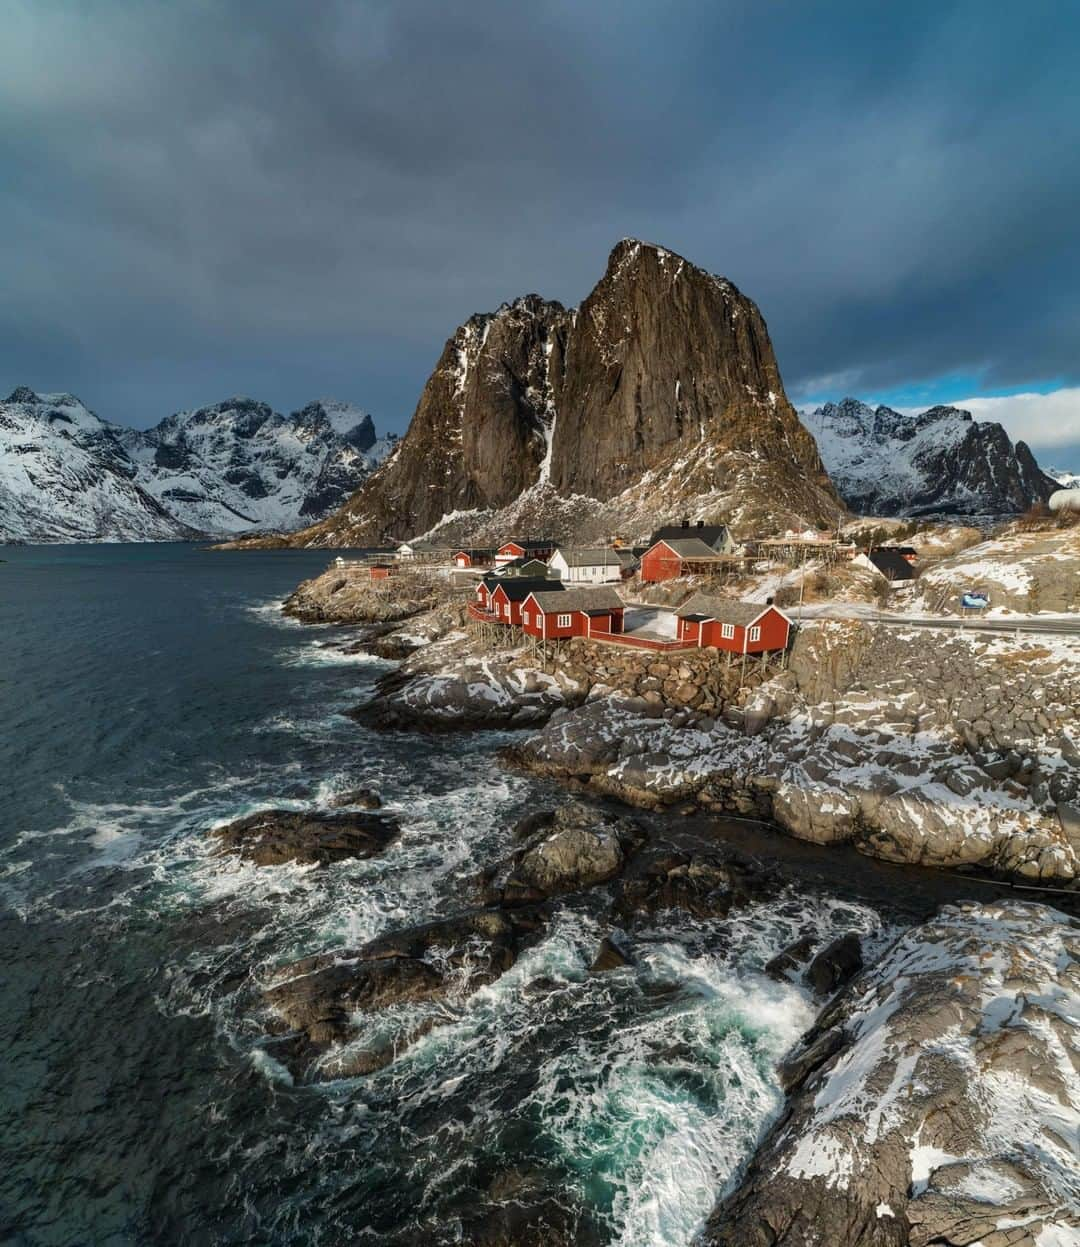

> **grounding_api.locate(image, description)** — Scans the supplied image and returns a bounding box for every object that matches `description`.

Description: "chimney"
[697,520,704,529]
[681,517,689,528]
[766,595,774,605]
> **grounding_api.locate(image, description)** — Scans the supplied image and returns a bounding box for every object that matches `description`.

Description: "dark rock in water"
[765,934,817,983]
[317,1015,442,1080]
[210,807,398,866]
[264,907,545,1070]
[480,801,646,906]
[616,848,775,920]
[807,931,863,996]
[777,1025,846,1092]
[511,810,557,842]
[328,787,382,810]
[590,931,635,972]
[398,1165,605,1247]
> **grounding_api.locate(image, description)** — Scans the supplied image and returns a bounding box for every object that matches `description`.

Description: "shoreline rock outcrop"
[502,623,1080,882]
[702,899,1080,1247]
[210,808,399,867]
[479,801,646,906]
[264,907,546,1078]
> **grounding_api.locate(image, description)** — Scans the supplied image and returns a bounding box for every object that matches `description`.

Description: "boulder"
[590,931,636,972]
[328,787,382,809]
[764,934,817,983]
[702,901,1080,1247]
[481,801,646,906]
[616,849,775,920]
[806,931,863,996]
[210,807,399,866]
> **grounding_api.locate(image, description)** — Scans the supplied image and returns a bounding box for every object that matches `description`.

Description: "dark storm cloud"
[1,0,1078,440]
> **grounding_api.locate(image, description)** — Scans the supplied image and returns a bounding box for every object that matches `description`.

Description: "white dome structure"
[1048,488,1080,513]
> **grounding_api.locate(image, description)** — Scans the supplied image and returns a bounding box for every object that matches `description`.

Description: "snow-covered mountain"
[0,387,201,543]
[802,397,1056,516]
[1049,466,1080,489]
[0,387,396,543]
[118,397,396,536]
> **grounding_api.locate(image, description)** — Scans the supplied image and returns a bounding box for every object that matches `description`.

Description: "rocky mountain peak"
[6,385,41,405]
[287,240,842,546]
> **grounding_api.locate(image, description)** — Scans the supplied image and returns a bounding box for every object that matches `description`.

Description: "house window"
[557,614,572,628]
[748,625,761,642]
[503,604,510,618]
[523,612,531,626]
[721,623,735,639]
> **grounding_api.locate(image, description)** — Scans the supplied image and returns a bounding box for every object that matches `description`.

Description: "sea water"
[0,544,886,1245]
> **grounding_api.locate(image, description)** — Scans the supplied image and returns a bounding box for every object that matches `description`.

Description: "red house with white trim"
[495,537,557,567]
[487,578,564,625]
[521,587,625,640]
[640,537,730,582]
[675,594,793,654]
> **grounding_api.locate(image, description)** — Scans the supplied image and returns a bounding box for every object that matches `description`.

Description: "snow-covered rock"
[804,397,1056,517]
[0,388,395,543]
[704,900,1080,1246]
[1049,467,1080,489]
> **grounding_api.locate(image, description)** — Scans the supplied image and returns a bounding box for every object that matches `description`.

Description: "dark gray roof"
[489,577,564,602]
[650,536,725,560]
[552,546,625,567]
[651,523,731,550]
[865,549,917,580]
[676,594,776,625]
[528,587,624,614]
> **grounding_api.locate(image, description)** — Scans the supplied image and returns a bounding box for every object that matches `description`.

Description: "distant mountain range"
[802,397,1056,516]
[3,250,1062,545]
[0,388,395,543]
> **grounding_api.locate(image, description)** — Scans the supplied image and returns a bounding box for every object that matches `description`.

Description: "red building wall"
[700,608,790,653]
[520,601,626,639]
[640,541,683,583]
[490,586,530,625]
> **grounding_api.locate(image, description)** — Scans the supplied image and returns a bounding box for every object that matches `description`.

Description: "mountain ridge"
[0,388,394,543]
[802,396,1056,516]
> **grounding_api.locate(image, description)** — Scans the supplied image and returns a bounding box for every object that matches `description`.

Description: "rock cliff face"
[290,240,841,545]
[803,397,1056,516]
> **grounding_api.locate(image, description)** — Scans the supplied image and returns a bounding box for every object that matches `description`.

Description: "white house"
[547,546,632,585]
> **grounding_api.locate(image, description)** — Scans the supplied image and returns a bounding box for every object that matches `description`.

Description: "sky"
[2,1,1079,467]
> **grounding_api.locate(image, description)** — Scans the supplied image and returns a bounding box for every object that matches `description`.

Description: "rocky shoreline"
[252,565,1080,1244]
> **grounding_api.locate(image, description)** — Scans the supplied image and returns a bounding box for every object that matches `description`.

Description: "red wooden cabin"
[488,578,564,625]
[495,537,557,567]
[675,594,793,653]
[369,563,395,580]
[521,588,625,640]
[640,537,729,582]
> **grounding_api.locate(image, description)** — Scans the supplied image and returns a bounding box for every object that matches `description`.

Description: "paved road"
[796,606,1080,638]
